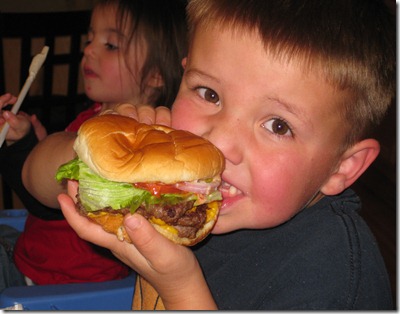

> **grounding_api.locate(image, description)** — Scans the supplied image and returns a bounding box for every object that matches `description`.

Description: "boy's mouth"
[220,181,243,198]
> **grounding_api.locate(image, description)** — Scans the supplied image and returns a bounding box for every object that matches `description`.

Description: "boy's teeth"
[220,181,242,196]
[229,185,238,196]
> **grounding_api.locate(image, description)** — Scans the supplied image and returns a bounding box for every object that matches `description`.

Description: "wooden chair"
[0,209,136,311]
[0,10,91,208]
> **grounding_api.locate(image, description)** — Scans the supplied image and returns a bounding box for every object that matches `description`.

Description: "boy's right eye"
[262,117,293,137]
[196,87,220,106]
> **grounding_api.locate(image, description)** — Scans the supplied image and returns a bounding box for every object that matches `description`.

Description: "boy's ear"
[320,139,380,196]
[181,57,187,69]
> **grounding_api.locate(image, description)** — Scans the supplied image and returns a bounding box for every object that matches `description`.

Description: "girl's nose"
[83,41,95,58]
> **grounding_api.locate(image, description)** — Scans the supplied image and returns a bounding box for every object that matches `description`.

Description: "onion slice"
[175,178,221,195]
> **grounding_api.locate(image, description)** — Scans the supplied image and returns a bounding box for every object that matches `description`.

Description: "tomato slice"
[134,182,184,196]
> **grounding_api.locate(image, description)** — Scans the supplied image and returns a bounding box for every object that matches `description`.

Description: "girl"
[1,0,187,288]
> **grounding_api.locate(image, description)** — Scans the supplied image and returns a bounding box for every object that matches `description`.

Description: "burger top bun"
[73,114,225,183]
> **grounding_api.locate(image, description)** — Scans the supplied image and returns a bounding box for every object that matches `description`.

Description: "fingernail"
[125,215,141,230]
[3,111,10,119]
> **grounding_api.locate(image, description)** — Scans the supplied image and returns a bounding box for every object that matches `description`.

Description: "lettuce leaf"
[55,158,214,213]
[56,158,149,212]
[55,157,81,182]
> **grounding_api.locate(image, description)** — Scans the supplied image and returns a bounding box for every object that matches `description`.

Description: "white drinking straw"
[0,46,49,147]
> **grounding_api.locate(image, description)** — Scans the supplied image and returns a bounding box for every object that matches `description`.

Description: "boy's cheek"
[248,168,312,228]
[171,105,194,131]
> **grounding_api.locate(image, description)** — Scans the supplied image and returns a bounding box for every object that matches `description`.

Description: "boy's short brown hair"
[187,0,395,149]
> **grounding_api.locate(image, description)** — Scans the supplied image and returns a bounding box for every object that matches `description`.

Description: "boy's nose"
[202,116,244,165]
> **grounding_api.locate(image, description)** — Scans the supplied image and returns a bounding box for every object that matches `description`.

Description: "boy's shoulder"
[194,189,392,309]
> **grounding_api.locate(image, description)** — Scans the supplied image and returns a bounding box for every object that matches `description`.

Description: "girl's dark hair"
[96,0,188,108]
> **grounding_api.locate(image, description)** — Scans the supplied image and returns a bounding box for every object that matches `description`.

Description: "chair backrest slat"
[0,10,91,209]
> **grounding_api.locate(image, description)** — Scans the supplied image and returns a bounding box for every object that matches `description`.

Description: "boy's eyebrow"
[185,68,221,84]
[267,96,311,126]
[267,96,300,116]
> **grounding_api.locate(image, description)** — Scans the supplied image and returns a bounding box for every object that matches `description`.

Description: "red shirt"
[64,102,102,132]
[14,103,130,284]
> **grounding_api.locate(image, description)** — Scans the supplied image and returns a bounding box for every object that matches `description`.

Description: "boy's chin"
[210,215,244,234]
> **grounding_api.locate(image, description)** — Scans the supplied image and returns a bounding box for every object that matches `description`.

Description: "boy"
[26,0,395,309]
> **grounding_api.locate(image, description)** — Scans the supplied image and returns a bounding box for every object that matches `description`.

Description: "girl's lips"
[83,66,98,78]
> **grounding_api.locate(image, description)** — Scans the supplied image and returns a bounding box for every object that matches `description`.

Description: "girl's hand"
[0,94,22,144]
[0,93,17,109]
[0,93,47,144]
[30,113,47,141]
[58,180,217,310]
[0,110,31,145]
[1,112,47,144]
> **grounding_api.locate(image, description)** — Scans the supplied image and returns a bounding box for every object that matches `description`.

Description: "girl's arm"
[22,131,77,208]
[23,103,172,209]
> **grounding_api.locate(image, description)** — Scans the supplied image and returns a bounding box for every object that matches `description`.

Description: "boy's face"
[172,25,349,234]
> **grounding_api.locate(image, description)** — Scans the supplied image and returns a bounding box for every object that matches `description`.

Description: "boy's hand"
[58,180,217,310]
[103,103,172,126]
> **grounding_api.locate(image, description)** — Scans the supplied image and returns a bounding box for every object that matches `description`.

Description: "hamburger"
[56,114,225,246]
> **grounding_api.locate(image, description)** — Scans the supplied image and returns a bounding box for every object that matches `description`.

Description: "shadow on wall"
[1,0,96,12]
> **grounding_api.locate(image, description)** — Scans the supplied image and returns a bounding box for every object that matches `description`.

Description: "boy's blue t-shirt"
[193,188,392,310]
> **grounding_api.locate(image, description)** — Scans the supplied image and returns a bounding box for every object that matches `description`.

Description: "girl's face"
[81,6,147,107]
[172,26,348,234]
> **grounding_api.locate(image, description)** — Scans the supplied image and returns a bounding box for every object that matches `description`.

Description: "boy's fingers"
[137,105,172,126]
[112,103,172,126]
[123,213,185,271]
[154,106,172,126]
[114,103,139,120]
[58,189,121,250]
[136,105,157,124]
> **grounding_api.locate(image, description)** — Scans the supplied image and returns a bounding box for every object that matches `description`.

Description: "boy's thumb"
[124,214,170,256]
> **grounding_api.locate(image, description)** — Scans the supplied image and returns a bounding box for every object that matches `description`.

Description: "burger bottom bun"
[86,203,220,246]
[87,212,131,243]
